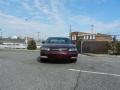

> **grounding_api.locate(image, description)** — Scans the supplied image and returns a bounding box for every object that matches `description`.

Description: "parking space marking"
[68,69,120,77]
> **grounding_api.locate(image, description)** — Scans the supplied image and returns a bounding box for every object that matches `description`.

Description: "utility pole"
[69,24,72,40]
[91,24,94,34]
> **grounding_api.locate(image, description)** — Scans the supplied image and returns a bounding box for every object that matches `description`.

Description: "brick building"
[70,32,113,54]
[71,32,112,43]
[95,33,113,41]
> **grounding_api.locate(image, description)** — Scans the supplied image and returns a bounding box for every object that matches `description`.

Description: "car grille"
[51,48,68,51]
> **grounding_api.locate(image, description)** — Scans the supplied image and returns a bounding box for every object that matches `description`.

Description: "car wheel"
[37,56,41,62]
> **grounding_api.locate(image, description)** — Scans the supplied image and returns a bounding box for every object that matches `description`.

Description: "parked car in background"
[40,37,78,63]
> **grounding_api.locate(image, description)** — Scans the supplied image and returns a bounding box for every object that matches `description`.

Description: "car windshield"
[46,37,72,44]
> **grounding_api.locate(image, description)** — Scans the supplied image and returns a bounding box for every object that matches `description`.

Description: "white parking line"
[68,69,120,77]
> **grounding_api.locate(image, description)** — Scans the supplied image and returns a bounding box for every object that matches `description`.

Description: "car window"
[46,38,72,44]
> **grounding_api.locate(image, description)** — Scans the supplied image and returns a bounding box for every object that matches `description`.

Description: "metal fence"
[77,41,108,54]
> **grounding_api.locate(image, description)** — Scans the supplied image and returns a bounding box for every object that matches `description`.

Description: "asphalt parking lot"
[0,49,120,90]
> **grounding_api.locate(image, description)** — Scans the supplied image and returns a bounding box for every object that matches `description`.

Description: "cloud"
[0,12,50,37]
[1,0,118,39]
[32,0,67,33]
[0,12,68,38]
[34,0,50,15]
[0,0,68,38]
[0,0,9,4]
[71,15,120,33]
[49,0,66,25]
[78,0,107,3]
[95,0,107,4]
[22,2,34,12]
[0,12,48,28]
[22,0,66,27]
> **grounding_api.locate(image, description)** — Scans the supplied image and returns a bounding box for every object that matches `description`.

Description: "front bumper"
[40,51,78,60]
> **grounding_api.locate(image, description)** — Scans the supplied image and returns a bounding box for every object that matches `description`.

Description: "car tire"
[72,59,77,63]
[40,58,44,63]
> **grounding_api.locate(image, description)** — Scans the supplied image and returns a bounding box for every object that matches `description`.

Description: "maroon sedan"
[40,37,78,63]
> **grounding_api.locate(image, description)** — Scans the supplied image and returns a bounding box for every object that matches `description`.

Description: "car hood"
[42,44,76,48]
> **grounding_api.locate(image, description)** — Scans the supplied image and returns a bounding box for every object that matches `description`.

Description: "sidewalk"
[82,53,120,58]
[0,48,40,52]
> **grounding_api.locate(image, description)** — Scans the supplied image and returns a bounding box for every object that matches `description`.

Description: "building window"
[86,35,88,39]
[90,35,92,39]
[88,35,90,39]
[72,36,74,40]
[74,35,76,40]
[72,35,76,40]
[93,35,95,39]
[83,36,86,40]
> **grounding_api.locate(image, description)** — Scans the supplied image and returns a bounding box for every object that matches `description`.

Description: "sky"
[0,0,120,39]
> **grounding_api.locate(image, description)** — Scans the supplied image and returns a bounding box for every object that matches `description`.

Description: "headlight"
[41,47,50,51]
[68,48,77,51]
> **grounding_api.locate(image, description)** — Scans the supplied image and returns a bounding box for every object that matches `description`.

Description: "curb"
[83,53,120,58]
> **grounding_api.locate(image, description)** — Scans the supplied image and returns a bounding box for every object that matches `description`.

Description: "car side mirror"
[42,41,45,44]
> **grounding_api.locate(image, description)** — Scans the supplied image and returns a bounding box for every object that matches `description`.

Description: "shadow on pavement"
[37,56,75,64]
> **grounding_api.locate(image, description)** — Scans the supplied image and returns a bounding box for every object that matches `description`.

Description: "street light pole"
[37,32,40,42]
[81,39,83,54]
[69,24,72,40]
[25,19,29,46]
[0,29,2,39]
[0,29,2,44]
[91,24,94,34]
